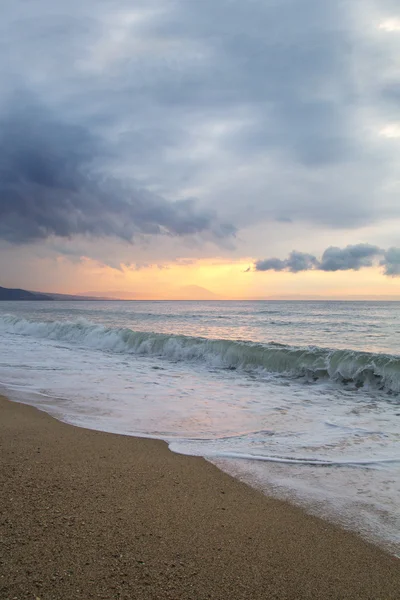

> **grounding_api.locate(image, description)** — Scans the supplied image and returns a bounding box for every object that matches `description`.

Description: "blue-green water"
[0,300,399,553]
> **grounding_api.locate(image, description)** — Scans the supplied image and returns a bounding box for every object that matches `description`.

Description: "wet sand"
[0,395,399,599]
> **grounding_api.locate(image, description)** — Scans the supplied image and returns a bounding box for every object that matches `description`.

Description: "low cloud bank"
[254,244,400,276]
[0,97,235,245]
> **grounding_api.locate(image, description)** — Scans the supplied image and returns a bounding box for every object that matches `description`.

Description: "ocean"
[0,300,399,554]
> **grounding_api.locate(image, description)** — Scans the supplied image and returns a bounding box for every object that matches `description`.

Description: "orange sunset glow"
[15,257,398,300]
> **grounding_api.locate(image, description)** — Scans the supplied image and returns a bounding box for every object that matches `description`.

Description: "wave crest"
[1,314,399,393]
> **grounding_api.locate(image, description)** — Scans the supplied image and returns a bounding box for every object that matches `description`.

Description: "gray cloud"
[255,257,286,272]
[319,244,382,272]
[255,251,319,273]
[254,244,400,276]
[383,248,400,277]
[0,0,399,271]
[0,96,234,244]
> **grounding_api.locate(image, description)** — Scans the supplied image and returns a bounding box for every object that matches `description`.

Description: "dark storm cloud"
[0,98,234,244]
[254,244,400,276]
[0,0,399,261]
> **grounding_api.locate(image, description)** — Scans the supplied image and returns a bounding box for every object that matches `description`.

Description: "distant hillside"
[80,287,221,300]
[0,286,113,301]
[176,285,220,300]
[48,292,111,300]
[0,286,53,301]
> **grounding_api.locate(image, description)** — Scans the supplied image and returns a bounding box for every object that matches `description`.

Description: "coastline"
[1,394,399,599]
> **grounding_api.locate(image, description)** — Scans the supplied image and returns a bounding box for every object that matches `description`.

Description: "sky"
[0,0,399,299]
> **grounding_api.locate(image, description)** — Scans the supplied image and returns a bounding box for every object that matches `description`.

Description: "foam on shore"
[1,394,399,600]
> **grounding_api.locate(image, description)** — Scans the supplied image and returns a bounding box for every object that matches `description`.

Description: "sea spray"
[1,314,399,393]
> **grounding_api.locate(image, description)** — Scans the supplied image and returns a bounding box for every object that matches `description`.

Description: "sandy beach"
[0,395,399,600]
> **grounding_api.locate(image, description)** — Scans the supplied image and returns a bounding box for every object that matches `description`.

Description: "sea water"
[0,300,399,554]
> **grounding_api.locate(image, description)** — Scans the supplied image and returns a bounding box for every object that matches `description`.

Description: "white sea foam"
[0,300,399,554]
[1,314,399,393]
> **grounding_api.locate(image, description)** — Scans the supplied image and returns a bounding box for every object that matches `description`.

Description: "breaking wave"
[1,314,400,394]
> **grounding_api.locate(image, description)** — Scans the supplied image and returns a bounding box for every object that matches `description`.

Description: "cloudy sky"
[1,0,399,298]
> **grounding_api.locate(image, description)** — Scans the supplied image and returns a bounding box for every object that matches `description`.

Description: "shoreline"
[1,394,399,599]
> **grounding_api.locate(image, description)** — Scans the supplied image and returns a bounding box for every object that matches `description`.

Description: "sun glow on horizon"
[34,256,400,301]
